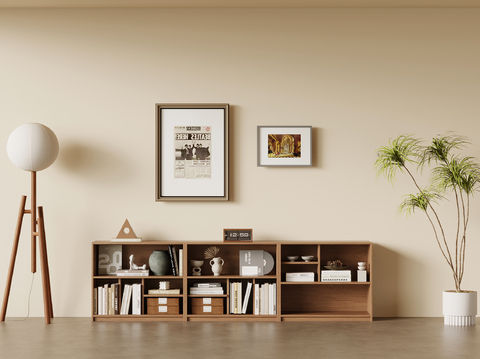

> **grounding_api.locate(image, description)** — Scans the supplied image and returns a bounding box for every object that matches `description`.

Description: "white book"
[286,272,315,277]
[110,238,142,242]
[97,287,103,315]
[272,284,277,315]
[132,284,140,315]
[179,249,183,277]
[269,284,274,315]
[286,277,315,282]
[237,282,242,315]
[254,284,259,315]
[230,282,234,314]
[103,284,109,315]
[126,285,133,314]
[190,289,224,295]
[321,278,351,282]
[242,282,252,314]
[120,286,126,315]
[321,270,351,277]
[262,283,269,315]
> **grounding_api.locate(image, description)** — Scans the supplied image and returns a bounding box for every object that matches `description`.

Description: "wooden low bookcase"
[92,241,372,322]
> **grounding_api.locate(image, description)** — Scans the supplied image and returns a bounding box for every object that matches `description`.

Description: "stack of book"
[120,283,142,315]
[285,272,315,282]
[95,283,120,315]
[230,282,252,314]
[321,270,351,282]
[254,283,276,315]
[190,283,224,295]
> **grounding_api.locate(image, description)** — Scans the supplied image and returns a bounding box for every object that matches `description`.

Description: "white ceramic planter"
[443,291,477,326]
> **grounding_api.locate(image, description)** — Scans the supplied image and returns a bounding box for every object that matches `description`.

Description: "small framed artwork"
[156,104,229,201]
[257,126,312,167]
[224,229,253,242]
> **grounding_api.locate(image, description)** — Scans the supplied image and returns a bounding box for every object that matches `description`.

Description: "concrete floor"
[1,317,479,359]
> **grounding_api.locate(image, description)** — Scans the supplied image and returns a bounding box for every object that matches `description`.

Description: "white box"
[357,270,367,282]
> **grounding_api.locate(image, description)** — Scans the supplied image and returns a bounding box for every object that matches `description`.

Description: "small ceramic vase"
[210,257,224,276]
[149,250,170,275]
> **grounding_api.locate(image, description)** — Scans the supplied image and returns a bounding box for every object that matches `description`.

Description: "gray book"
[239,250,264,276]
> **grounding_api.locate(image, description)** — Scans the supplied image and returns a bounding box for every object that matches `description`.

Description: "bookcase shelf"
[92,241,372,322]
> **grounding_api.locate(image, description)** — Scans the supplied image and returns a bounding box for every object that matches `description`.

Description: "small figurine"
[129,254,146,270]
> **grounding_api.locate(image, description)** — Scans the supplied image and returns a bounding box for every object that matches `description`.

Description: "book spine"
[168,245,176,276]
[286,273,315,277]
[114,284,119,315]
[237,282,242,315]
[190,290,224,295]
[234,283,238,314]
[172,247,179,276]
[272,284,276,315]
[103,284,108,315]
[254,284,259,315]
[179,249,183,277]
[242,282,252,314]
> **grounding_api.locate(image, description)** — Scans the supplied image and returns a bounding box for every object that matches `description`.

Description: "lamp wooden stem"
[31,171,37,273]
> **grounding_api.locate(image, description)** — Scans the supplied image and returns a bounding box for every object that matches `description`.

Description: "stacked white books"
[285,272,315,282]
[254,283,276,315]
[120,283,142,315]
[190,283,224,295]
[321,270,351,282]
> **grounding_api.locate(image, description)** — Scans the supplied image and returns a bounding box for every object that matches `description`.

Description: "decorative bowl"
[301,255,315,262]
[287,256,299,262]
[190,260,204,267]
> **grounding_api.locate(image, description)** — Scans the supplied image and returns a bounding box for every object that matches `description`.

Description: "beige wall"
[1,8,479,318]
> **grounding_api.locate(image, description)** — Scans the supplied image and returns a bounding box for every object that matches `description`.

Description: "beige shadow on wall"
[373,244,401,317]
[57,141,133,184]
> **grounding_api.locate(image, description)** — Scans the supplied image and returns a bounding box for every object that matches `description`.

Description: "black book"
[168,245,177,276]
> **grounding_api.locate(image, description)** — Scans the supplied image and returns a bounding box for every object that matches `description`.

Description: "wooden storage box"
[146,297,179,315]
[191,297,224,315]
[191,297,223,307]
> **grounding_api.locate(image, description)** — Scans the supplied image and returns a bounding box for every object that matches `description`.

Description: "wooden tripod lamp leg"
[38,206,53,324]
[1,196,27,322]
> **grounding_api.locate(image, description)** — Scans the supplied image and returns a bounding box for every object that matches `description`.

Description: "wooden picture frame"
[156,104,229,201]
[257,126,312,167]
[223,229,253,242]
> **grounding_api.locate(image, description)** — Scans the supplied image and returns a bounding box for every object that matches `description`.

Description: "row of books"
[230,282,252,314]
[254,283,276,315]
[95,283,141,315]
[95,283,119,315]
[168,246,183,276]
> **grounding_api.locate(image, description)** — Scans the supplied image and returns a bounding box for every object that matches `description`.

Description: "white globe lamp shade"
[7,123,59,172]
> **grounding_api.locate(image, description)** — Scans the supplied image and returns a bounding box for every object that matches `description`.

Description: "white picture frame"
[156,104,229,201]
[257,126,312,167]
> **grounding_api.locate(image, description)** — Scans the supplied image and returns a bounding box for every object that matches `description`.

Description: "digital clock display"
[223,229,253,242]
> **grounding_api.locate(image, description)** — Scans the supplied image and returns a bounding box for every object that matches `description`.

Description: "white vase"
[443,291,477,326]
[210,257,224,276]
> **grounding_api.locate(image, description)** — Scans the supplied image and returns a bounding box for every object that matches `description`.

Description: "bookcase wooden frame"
[92,241,372,322]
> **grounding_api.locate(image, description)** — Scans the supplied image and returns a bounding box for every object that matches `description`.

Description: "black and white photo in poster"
[174,126,212,178]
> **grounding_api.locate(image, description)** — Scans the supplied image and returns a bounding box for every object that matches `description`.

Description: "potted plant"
[375,132,480,326]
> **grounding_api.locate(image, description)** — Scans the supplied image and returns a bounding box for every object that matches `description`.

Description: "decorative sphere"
[7,123,59,171]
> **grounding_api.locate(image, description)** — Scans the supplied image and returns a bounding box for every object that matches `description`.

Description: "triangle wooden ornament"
[116,219,138,239]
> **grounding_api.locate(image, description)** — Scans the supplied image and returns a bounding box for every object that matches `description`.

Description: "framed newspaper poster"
[257,126,312,167]
[156,104,229,201]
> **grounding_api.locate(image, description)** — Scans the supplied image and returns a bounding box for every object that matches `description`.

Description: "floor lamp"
[1,123,59,324]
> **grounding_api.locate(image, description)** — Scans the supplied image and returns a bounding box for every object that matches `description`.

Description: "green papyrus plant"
[375,133,480,292]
